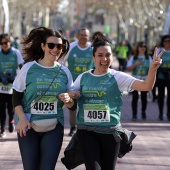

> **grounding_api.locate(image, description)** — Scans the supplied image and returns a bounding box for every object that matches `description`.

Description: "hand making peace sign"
[131,47,165,91]
[150,47,164,70]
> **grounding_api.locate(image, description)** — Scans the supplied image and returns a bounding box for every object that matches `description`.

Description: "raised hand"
[151,47,164,70]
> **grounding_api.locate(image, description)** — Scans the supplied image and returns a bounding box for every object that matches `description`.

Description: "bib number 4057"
[84,110,110,122]
[87,110,106,119]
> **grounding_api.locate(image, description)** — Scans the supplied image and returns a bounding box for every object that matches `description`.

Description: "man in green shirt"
[62,27,94,136]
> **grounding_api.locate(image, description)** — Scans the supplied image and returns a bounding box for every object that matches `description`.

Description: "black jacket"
[61,129,136,169]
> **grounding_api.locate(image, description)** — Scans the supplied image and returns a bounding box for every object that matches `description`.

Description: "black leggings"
[131,90,148,117]
[76,130,120,170]
[157,79,170,116]
[117,58,127,72]
[0,93,14,131]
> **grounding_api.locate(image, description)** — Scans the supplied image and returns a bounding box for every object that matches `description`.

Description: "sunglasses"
[139,45,146,48]
[163,40,170,43]
[78,33,89,37]
[46,43,64,50]
[0,42,8,45]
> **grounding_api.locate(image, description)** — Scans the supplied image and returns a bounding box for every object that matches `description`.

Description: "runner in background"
[156,35,170,120]
[60,27,93,136]
[0,33,24,138]
[115,40,129,72]
[127,41,152,120]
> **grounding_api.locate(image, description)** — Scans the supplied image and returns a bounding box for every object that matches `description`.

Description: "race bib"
[83,104,110,122]
[31,96,58,114]
[0,83,13,94]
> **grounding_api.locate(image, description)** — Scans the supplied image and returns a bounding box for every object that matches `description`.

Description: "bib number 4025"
[33,102,54,111]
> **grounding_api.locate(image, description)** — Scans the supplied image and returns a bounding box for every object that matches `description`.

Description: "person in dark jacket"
[156,35,170,120]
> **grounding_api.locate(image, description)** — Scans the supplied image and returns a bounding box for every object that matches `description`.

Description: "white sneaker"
[0,131,7,138]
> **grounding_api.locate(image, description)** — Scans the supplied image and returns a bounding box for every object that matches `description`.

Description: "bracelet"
[68,99,77,111]
[69,97,73,103]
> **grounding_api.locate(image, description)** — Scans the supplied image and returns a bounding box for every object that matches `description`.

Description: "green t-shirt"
[132,57,150,79]
[157,51,170,80]
[74,69,136,133]
[67,42,94,81]
[116,45,128,59]
[0,47,24,94]
[13,61,74,126]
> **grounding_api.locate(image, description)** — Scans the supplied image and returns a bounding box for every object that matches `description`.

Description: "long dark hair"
[21,27,70,63]
[0,33,11,42]
[134,41,148,60]
[160,34,170,47]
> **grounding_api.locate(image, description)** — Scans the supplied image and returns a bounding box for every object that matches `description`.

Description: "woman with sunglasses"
[69,34,163,170]
[156,35,170,120]
[0,33,24,138]
[12,27,77,170]
[126,42,152,120]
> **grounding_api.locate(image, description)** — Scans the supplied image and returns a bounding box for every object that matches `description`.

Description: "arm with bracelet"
[58,93,77,111]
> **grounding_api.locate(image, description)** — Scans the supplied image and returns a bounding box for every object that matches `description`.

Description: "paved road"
[1,57,170,170]
[1,94,170,170]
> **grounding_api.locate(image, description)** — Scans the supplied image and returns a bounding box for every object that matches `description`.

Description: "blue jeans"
[18,122,64,170]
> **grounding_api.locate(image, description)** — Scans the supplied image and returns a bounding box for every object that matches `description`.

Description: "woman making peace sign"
[70,33,164,170]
